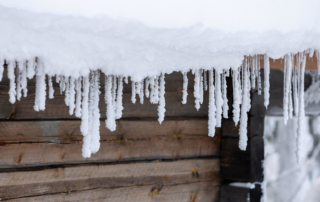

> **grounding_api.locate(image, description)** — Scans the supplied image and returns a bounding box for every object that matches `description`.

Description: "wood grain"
[8,182,219,202]
[0,119,213,143]
[0,159,220,199]
[0,137,220,168]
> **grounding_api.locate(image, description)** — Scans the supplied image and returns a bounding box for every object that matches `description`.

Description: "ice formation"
[1,50,318,157]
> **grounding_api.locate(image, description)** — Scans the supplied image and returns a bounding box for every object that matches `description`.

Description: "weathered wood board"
[8,182,220,202]
[0,159,219,200]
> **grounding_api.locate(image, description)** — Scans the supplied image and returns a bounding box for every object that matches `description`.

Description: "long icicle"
[48,76,54,99]
[283,54,293,125]
[264,55,270,108]
[16,64,22,101]
[182,71,188,104]
[80,75,89,137]
[21,61,28,97]
[106,75,116,131]
[145,77,150,98]
[296,53,306,164]
[89,70,101,154]
[222,69,229,118]
[232,68,241,125]
[208,68,216,137]
[33,61,46,111]
[75,77,82,118]
[115,76,124,119]
[158,73,166,124]
[239,60,249,150]
[69,77,76,115]
[215,69,223,127]
[131,79,136,104]
[200,69,204,105]
[139,80,144,104]
[194,69,200,110]
[7,60,16,104]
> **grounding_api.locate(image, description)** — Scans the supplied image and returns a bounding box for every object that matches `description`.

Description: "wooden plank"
[0,137,220,168]
[0,119,212,143]
[220,138,250,182]
[0,159,220,199]
[9,182,219,202]
[219,185,250,202]
[0,85,209,119]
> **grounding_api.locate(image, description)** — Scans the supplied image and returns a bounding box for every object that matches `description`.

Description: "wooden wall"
[0,71,222,201]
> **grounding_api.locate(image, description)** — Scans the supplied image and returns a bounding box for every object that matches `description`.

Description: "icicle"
[283,54,293,125]
[153,77,159,104]
[200,69,204,105]
[288,81,293,119]
[208,68,216,137]
[82,71,101,158]
[131,80,136,104]
[16,65,22,101]
[293,58,299,116]
[204,70,208,91]
[239,61,249,150]
[194,69,201,110]
[106,75,116,131]
[27,59,35,79]
[182,72,188,104]
[115,76,124,119]
[21,61,27,97]
[59,76,65,94]
[251,56,256,89]
[48,76,54,99]
[150,77,155,103]
[112,76,117,106]
[89,70,101,155]
[139,80,144,104]
[75,77,82,118]
[7,61,16,104]
[257,56,262,95]
[56,75,60,83]
[64,77,70,107]
[145,78,150,98]
[222,69,229,118]
[232,68,241,125]
[0,58,3,81]
[158,73,166,124]
[264,55,270,108]
[33,61,46,111]
[296,53,306,164]
[215,69,223,127]
[124,76,128,84]
[80,75,89,136]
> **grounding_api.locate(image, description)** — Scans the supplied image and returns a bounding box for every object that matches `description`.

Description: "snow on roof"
[0,1,318,162]
[0,1,320,79]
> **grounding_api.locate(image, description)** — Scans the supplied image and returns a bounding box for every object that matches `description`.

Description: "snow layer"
[1,4,320,81]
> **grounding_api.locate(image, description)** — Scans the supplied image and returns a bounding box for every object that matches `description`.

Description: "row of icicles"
[0,51,316,160]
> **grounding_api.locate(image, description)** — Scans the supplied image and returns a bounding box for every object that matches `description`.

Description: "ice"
[75,77,82,118]
[80,75,89,136]
[158,73,166,124]
[7,60,16,104]
[106,75,116,131]
[215,69,223,127]
[115,76,124,119]
[193,69,200,111]
[48,76,54,99]
[232,68,241,125]
[68,77,76,115]
[239,60,249,150]
[264,55,270,109]
[182,71,188,104]
[131,80,136,104]
[208,68,216,137]
[222,69,229,119]
[33,62,46,111]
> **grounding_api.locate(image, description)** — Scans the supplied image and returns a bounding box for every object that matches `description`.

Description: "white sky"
[0,0,319,33]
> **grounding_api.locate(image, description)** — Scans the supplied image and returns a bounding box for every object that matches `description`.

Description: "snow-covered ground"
[264,116,320,202]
